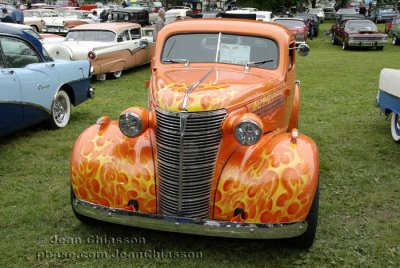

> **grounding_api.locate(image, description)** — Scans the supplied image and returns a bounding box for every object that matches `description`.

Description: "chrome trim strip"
[0,100,51,114]
[181,68,214,112]
[73,198,308,239]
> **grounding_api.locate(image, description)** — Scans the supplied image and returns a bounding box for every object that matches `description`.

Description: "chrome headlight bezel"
[119,112,142,138]
[234,119,262,146]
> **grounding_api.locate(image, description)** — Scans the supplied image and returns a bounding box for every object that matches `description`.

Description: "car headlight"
[118,107,149,138]
[119,112,142,138]
[234,119,262,146]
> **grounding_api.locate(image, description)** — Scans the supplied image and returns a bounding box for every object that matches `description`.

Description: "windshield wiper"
[163,58,190,67]
[244,59,274,70]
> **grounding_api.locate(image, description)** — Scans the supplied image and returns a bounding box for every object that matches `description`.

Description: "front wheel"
[108,70,122,79]
[391,112,400,143]
[286,182,319,248]
[342,41,348,50]
[49,89,71,128]
[393,36,399,45]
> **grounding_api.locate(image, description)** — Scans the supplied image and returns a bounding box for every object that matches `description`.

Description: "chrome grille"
[155,107,226,219]
[352,36,384,41]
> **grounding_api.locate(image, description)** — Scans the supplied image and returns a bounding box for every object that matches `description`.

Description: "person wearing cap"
[11,4,24,24]
[1,8,15,23]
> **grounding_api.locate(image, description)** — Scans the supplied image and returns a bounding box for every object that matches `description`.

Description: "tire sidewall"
[391,112,400,143]
[51,90,71,128]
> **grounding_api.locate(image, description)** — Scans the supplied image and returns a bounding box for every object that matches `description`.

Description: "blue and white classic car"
[0,23,94,137]
[376,68,400,143]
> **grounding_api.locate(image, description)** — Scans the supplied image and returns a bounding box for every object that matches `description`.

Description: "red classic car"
[70,19,319,248]
[331,18,388,50]
[273,17,308,45]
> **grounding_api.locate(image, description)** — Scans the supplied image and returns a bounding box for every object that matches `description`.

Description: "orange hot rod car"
[70,19,319,248]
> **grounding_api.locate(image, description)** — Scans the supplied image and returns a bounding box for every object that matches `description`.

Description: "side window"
[51,12,59,17]
[130,28,140,39]
[0,37,40,68]
[288,42,295,71]
[42,12,51,17]
[117,30,130,42]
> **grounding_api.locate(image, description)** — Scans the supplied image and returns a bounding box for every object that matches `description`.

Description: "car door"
[0,37,23,135]
[130,27,154,66]
[1,36,59,124]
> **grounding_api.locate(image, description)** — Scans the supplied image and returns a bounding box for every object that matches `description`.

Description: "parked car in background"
[376,68,400,142]
[384,16,400,33]
[42,10,93,35]
[24,9,61,26]
[69,18,320,249]
[307,8,325,23]
[0,22,64,44]
[388,23,400,45]
[331,18,387,50]
[323,6,336,20]
[371,7,399,23]
[0,23,93,137]
[110,8,150,26]
[273,17,308,45]
[335,8,358,20]
[23,16,45,32]
[44,23,155,80]
[295,13,320,37]
[165,8,193,24]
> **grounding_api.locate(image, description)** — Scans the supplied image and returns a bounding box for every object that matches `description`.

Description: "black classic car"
[331,18,388,50]
[110,8,150,26]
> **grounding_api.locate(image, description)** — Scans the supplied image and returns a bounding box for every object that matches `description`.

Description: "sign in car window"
[219,43,250,65]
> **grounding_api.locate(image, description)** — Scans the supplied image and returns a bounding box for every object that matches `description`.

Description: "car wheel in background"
[331,34,338,45]
[393,36,399,45]
[49,89,71,128]
[109,70,122,79]
[391,112,400,143]
[342,41,348,50]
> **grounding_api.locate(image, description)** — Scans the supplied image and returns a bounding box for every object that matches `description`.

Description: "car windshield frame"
[65,30,116,42]
[161,32,279,70]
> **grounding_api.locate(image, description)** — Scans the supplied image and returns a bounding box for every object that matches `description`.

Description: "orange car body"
[70,19,319,243]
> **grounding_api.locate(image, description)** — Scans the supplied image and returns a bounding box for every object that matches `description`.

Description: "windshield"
[345,21,377,31]
[61,11,84,18]
[65,30,116,42]
[161,33,278,69]
[338,8,357,14]
[275,20,305,29]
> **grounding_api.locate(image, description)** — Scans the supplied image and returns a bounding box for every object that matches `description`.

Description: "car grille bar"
[155,107,226,219]
[352,36,385,41]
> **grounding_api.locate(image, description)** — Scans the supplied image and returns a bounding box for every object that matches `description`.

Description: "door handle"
[1,70,14,75]
[46,63,55,67]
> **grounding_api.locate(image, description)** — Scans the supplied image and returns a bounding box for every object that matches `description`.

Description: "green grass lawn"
[1,22,399,267]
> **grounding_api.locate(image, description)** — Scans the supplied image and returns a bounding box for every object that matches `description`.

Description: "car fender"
[213,132,319,223]
[70,121,157,213]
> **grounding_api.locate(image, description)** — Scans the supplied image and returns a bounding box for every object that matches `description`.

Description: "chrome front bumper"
[348,40,387,47]
[72,198,308,239]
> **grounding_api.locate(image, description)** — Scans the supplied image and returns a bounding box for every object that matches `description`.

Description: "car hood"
[151,67,282,112]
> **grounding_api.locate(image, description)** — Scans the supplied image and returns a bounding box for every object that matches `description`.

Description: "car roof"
[0,23,44,56]
[71,22,141,31]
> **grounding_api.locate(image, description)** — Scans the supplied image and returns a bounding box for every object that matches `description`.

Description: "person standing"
[100,9,108,22]
[1,8,15,23]
[155,8,166,42]
[11,4,24,24]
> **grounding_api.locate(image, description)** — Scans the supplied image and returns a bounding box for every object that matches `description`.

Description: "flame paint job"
[70,19,318,226]
[213,133,318,222]
[70,123,157,213]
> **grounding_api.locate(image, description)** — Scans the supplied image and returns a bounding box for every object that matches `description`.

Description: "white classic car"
[44,22,155,80]
[23,8,62,27]
[376,68,400,142]
[42,10,95,35]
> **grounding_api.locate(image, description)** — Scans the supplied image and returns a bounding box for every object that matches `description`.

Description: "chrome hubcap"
[54,96,67,123]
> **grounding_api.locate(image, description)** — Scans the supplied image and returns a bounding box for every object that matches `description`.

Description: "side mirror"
[297,43,310,56]
[139,39,148,49]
